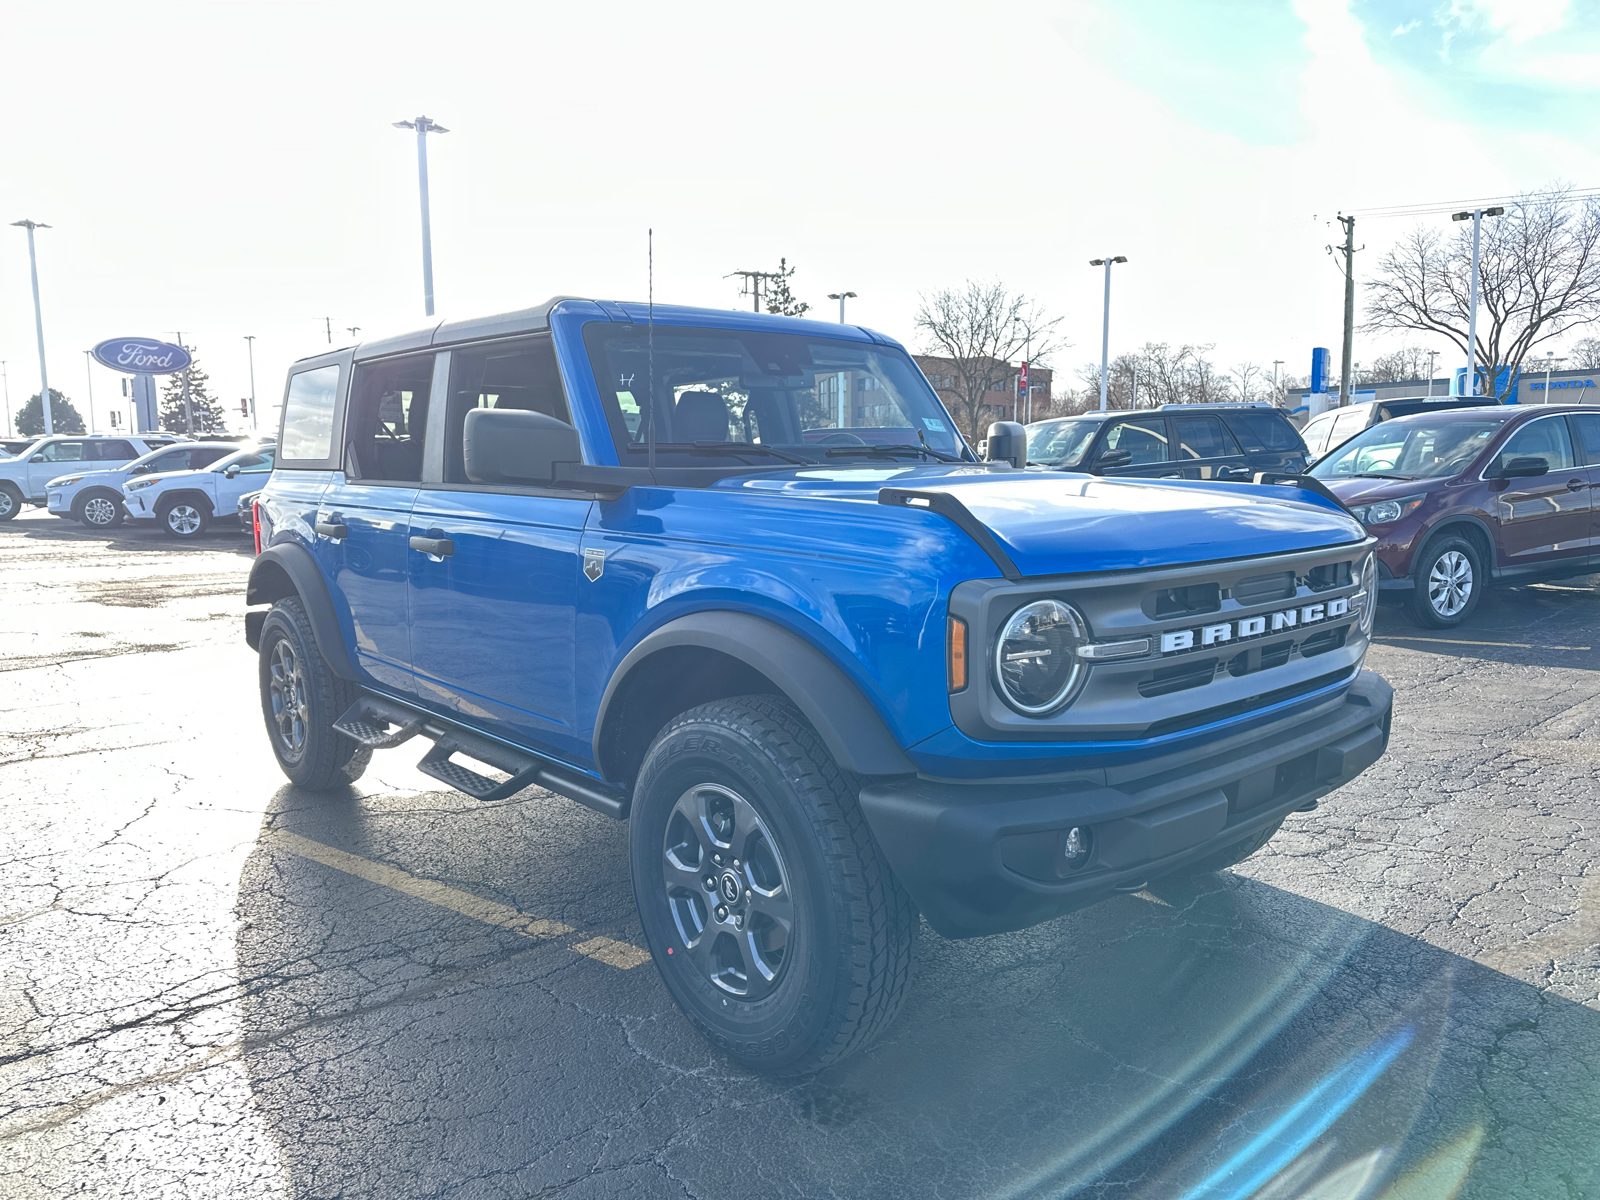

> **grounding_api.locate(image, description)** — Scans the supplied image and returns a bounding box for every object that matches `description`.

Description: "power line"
[1349,186,1600,221]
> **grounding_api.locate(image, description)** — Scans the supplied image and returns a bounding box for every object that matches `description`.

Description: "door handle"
[315,521,348,539]
[410,535,455,558]
[1566,478,1587,492]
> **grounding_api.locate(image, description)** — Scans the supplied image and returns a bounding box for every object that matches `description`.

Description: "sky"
[2,0,1598,435]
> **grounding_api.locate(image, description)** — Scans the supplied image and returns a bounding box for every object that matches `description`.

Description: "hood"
[47,467,125,487]
[729,466,1366,576]
[1322,475,1451,505]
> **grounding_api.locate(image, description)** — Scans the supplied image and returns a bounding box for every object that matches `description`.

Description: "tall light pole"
[244,336,258,433]
[82,351,96,433]
[1426,349,1438,397]
[1451,206,1504,398]
[1272,359,1284,407]
[1542,351,1559,403]
[1,360,10,436]
[826,291,857,323]
[1089,256,1127,411]
[393,115,449,317]
[12,219,53,435]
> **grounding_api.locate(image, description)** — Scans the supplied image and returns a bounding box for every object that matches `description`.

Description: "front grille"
[1233,571,1295,605]
[1143,666,1358,739]
[1139,658,1218,698]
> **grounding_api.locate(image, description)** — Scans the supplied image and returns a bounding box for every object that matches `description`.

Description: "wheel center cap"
[718,871,741,904]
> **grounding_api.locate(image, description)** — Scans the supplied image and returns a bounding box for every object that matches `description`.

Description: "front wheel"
[0,483,21,521]
[629,695,917,1076]
[1405,534,1482,628]
[160,500,210,538]
[76,490,124,529]
[257,596,370,790]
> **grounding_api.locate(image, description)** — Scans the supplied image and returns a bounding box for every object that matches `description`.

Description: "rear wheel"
[629,695,917,1076]
[75,490,124,529]
[0,483,21,521]
[159,499,210,539]
[1405,534,1482,628]
[257,596,370,790]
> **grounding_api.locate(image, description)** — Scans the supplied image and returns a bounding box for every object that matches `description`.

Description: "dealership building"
[1285,366,1598,411]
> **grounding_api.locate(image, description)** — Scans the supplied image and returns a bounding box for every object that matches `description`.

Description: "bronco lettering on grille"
[1160,597,1350,654]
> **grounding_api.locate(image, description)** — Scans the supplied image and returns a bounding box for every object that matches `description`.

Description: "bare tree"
[1354,345,1435,384]
[1229,362,1264,403]
[915,282,1062,440]
[1365,185,1600,399]
[1567,336,1600,371]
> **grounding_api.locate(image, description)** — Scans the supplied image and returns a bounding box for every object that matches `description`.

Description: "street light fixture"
[826,291,857,323]
[1451,206,1505,397]
[1089,256,1127,411]
[393,115,449,317]
[11,219,54,435]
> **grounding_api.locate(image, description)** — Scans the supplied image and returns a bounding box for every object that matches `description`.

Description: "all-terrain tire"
[1405,533,1483,629]
[1167,817,1284,876]
[0,483,21,521]
[257,596,371,790]
[630,694,918,1076]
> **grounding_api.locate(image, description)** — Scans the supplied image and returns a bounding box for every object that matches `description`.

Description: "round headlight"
[1357,553,1377,634]
[994,599,1089,716]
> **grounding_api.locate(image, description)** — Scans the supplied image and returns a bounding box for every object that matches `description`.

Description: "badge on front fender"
[583,548,605,581]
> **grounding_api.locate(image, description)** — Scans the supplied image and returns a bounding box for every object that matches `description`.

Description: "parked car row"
[0,432,275,537]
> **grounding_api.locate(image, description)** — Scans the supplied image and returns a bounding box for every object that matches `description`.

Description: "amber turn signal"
[947,616,968,692]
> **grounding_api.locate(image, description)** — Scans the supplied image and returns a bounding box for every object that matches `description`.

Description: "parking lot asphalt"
[1,506,1597,1200]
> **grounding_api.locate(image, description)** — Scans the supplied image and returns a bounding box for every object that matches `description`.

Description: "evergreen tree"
[764,259,810,317]
[16,389,86,436]
[159,353,228,434]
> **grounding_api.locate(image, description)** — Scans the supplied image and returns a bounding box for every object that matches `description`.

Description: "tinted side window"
[444,338,572,484]
[88,439,136,461]
[280,365,341,461]
[148,449,193,471]
[190,448,232,469]
[1173,414,1241,459]
[230,449,276,474]
[1570,413,1600,465]
[346,355,435,483]
[1228,411,1303,453]
[41,440,86,462]
[1498,417,1575,472]
[1101,417,1169,465]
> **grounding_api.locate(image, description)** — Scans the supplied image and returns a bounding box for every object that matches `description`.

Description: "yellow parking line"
[264,829,649,968]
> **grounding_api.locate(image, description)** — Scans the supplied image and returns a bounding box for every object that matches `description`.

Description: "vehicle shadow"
[13,512,254,556]
[1372,573,1600,672]
[235,782,1600,1200]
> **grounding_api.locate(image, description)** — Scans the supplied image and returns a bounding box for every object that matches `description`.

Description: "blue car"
[245,299,1392,1074]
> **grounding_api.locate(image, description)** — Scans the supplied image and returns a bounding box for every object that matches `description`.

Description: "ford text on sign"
[91,338,193,375]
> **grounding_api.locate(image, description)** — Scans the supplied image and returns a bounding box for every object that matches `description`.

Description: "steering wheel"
[815,432,868,445]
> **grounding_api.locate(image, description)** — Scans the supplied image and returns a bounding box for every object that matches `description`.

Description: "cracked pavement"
[1,507,1597,1198]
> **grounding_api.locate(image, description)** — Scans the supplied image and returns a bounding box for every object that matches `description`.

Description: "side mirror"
[983,421,1026,469]
[463,408,582,485]
[1095,448,1133,470]
[30,454,44,463]
[1495,455,1550,479]
[224,465,241,479]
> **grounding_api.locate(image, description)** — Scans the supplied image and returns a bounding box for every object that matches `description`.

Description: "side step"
[333,693,630,818]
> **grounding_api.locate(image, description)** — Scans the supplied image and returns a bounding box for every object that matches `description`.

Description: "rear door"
[317,352,436,693]
[1225,409,1308,473]
[1567,411,1600,565]
[1490,414,1590,570]
[1089,415,1177,478]
[406,337,592,763]
[1171,412,1249,480]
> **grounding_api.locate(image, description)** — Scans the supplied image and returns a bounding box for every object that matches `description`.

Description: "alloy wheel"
[661,783,794,1000]
[1427,549,1473,618]
[166,504,202,535]
[0,491,14,518]
[268,637,309,759]
[82,496,117,527]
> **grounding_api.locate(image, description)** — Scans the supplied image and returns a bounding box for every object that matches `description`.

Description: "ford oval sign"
[91,337,192,375]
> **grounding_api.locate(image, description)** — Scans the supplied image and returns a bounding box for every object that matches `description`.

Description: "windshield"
[582,324,967,466]
[1308,416,1509,480]
[1026,418,1105,467]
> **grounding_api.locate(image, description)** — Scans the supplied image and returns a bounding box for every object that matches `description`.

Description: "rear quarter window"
[278,365,342,464]
[1227,411,1304,453]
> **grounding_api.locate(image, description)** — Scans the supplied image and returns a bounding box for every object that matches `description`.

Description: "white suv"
[47,441,240,529]
[123,445,277,538]
[0,434,177,521]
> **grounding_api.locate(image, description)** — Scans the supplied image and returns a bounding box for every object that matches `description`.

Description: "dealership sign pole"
[90,337,193,434]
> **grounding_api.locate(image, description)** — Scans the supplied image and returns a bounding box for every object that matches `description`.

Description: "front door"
[1490,414,1591,570]
[1567,411,1600,566]
[405,336,592,765]
[27,439,87,496]
[1091,415,1177,478]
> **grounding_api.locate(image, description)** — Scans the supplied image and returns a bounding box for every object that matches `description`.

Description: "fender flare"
[154,487,215,516]
[594,611,917,779]
[245,542,359,680]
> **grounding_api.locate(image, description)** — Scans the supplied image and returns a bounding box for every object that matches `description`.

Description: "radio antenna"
[647,227,656,470]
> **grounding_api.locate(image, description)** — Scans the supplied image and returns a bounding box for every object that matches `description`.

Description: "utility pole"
[726,269,779,313]
[1452,206,1504,397]
[83,351,95,433]
[393,115,449,317]
[1334,215,1360,408]
[1089,256,1127,411]
[12,219,54,435]
[826,291,857,323]
[244,336,257,432]
[322,317,332,344]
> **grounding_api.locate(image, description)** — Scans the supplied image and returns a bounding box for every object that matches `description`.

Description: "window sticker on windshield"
[922,418,947,432]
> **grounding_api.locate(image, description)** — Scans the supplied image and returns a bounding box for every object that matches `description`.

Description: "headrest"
[675,391,729,442]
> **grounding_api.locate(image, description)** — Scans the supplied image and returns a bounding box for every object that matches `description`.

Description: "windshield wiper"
[1349,472,1416,480]
[824,443,962,463]
[626,441,818,466]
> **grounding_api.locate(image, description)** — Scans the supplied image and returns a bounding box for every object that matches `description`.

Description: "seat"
[675,391,730,442]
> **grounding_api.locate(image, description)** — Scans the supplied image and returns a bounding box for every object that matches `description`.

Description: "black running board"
[333,693,630,818]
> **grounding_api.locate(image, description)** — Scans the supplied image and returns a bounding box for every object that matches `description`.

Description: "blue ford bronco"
[246,299,1392,1074]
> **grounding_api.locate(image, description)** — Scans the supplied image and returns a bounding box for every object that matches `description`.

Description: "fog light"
[1058,826,1092,871]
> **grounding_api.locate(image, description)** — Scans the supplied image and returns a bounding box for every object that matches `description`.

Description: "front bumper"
[859,670,1393,938]
[47,490,69,513]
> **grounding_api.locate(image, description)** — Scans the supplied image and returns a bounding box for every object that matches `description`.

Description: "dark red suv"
[1308,405,1600,627]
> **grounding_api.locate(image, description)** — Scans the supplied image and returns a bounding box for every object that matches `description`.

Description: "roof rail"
[1156,402,1275,410]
